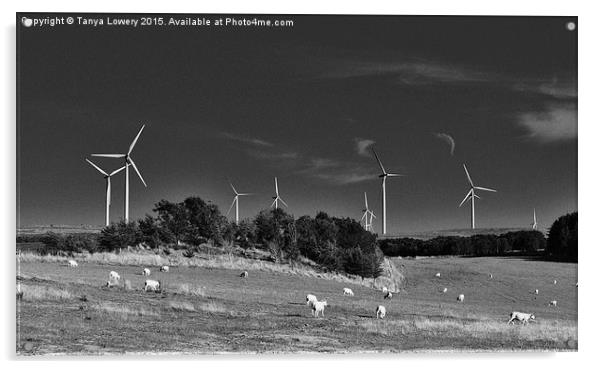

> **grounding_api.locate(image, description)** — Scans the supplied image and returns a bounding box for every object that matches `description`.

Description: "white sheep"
[384,291,393,300]
[549,300,558,307]
[306,294,317,305]
[382,286,388,294]
[343,288,354,296]
[144,279,161,292]
[534,289,539,295]
[489,273,493,279]
[553,280,557,285]
[457,294,465,303]
[109,271,120,281]
[507,312,535,325]
[435,272,441,278]
[142,268,151,276]
[376,305,386,319]
[442,287,448,293]
[311,300,328,317]
[160,265,169,272]
[240,271,249,278]
[105,280,116,288]
[68,260,78,267]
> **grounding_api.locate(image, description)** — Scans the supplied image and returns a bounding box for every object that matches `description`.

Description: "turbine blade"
[128,125,145,155]
[463,164,474,187]
[459,190,472,207]
[128,158,147,187]
[372,148,387,175]
[279,197,288,207]
[229,182,238,195]
[107,177,111,206]
[271,198,278,208]
[386,173,404,177]
[91,154,126,158]
[474,186,497,192]
[238,193,253,196]
[364,192,368,208]
[85,159,108,176]
[109,165,127,177]
[274,177,279,196]
[369,210,377,218]
[361,212,367,221]
[473,193,481,199]
[227,197,236,216]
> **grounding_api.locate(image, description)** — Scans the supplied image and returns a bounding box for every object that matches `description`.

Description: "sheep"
[109,271,120,281]
[68,260,78,267]
[442,287,448,293]
[457,294,465,303]
[343,287,354,296]
[553,280,557,285]
[310,300,328,317]
[384,291,393,300]
[489,273,493,279]
[507,312,535,325]
[160,265,169,272]
[549,300,558,307]
[534,289,539,295]
[144,279,161,292]
[376,305,386,319]
[435,272,441,278]
[142,268,151,276]
[105,280,116,288]
[306,294,318,305]
[240,271,249,278]
[382,286,388,294]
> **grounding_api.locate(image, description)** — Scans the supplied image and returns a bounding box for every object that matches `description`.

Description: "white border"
[3,1,600,368]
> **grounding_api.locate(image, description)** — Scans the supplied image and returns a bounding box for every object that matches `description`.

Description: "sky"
[17,14,577,234]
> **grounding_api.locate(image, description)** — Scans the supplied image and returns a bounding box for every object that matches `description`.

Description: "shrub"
[98,221,140,252]
[547,212,577,262]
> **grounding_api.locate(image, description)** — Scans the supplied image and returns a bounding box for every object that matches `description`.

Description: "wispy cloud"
[514,78,577,100]
[354,138,376,157]
[247,149,299,161]
[517,104,577,142]
[433,132,456,155]
[221,132,274,147]
[312,171,376,185]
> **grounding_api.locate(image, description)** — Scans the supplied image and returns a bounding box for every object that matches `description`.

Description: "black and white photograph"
[15,11,578,355]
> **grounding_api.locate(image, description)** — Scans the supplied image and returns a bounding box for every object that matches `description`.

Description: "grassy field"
[16,255,577,354]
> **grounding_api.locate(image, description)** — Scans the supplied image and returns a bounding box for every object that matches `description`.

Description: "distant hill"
[17,224,103,235]
[379,227,536,241]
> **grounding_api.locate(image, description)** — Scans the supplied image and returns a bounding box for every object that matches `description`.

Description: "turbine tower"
[91,125,147,223]
[271,177,288,209]
[85,159,126,226]
[531,208,538,230]
[459,164,497,229]
[361,192,377,232]
[372,148,403,235]
[227,182,252,224]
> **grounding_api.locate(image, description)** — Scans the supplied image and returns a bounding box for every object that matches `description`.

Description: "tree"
[98,221,140,252]
[547,212,578,262]
[153,200,190,246]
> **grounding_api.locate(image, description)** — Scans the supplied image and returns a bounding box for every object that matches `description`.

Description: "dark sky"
[17,14,577,234]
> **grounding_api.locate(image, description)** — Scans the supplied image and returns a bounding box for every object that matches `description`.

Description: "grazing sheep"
[105,280,115,288]
[382,286,388,293]
[109,271,120,281]
[507,312,535,325]
[240,271,249,278]
[384,291,393,300]
[16,285,23,300]
[376,305,386,319]
[442,287,448,293]
[435,272,441,278]
[311,300,328,317]
[343,288,354,296]
[549,300,558,307]
[144,279,161,292]
[160,265,169,272]
[553,280,557,285]
[534,289,539,295]
[68,260,78,267]
[142,268,151,276]
[306,294,318,305]
[489,273,493,279]
[457,294,465,303]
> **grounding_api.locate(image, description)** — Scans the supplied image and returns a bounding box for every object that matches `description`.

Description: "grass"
[18,284,73,301]
[168,301,196,312]
[93,302,160,318]
[171,283,206,297]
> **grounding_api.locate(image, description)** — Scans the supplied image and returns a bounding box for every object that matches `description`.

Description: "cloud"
[247,149,299,160]
[517,104,577,142]
[296,156,375,185]
[312,172,376,185]
[221,132,273,147]
[354,138,376,157]
[433,132,456,155]
[514,78,577,100]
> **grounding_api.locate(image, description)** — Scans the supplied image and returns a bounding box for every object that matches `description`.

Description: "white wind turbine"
[91,125,147,223]
[372,148,403,235]
[227,182,252,224]
[361,192,377,232]
[531,208,538,230]
[85,159,127,226]
[271,177,288,209]
[459,164,497,229]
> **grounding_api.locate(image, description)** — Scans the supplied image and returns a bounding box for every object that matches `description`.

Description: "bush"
[98,221,140,252]
[547,212,577,262]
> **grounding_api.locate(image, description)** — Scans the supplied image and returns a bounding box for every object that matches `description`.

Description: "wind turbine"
[91,125,147,223]
[85,159,127,226]
[372,148,403,235]
[227,182,252,224]
[531,208,538,230]
[361,192,377,232]
[459,164,497,229]
[271,177,288,209]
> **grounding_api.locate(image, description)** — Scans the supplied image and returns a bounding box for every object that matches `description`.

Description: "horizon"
[17,14,577,234]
